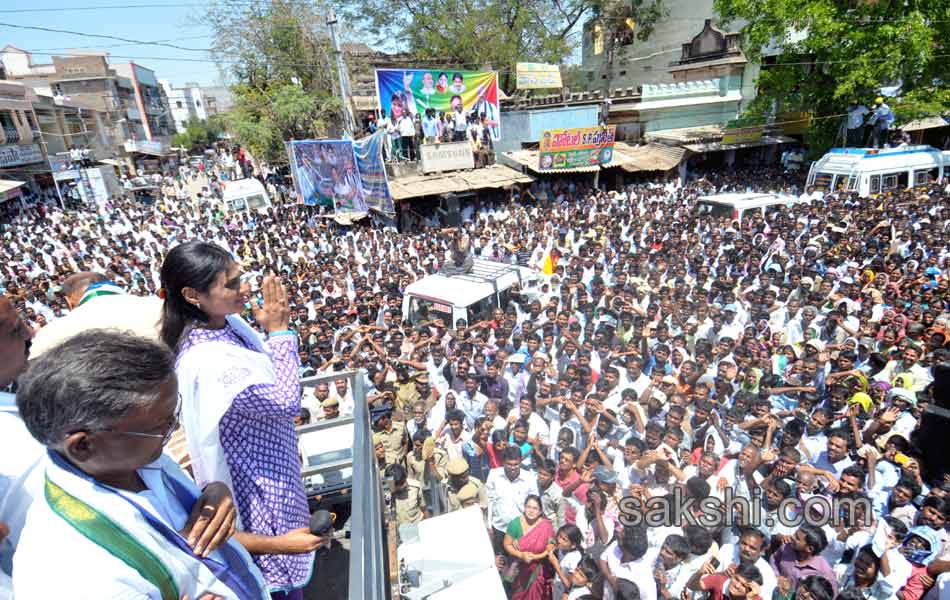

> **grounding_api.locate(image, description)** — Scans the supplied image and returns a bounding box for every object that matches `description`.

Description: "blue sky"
[0,1,221,86]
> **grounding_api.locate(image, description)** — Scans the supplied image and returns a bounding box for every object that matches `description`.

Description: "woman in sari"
[503,495,556,600]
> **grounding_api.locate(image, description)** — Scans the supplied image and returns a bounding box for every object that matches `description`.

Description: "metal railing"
[298,370,389,600]
[2,126,19,144]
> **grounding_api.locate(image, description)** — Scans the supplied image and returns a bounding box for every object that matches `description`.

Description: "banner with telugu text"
[374,68,501,140]
[516,63,563,90]
[538,125,616,171]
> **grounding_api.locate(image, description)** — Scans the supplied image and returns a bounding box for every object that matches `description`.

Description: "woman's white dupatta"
[176,315,276,504]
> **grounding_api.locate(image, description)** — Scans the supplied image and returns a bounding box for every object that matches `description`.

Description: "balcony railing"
[2,126,19,144]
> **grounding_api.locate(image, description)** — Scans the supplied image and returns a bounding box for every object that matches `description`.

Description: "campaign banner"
[516,63,563,90]
[353,130,395,215]
[538,125,616,171]
[287,140,369,216]
[419,141,475,174]
[375,68,500,140]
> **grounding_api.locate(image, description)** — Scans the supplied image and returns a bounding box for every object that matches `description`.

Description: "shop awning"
[610,142,686,172]
[683,135,796,153]
[503,142,685,174]
[98,158,124,167]
[388,164,534,201]
[0,179,26,194]
[900,116,950,132]
[0,179,25,203]
[644,124,724,145]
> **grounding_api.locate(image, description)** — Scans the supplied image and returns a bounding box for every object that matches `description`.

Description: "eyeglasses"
[101,396,182,446]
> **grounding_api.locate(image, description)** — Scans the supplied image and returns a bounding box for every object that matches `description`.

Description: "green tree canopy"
[336,0,666,91]
[715,0,950,151]
[204,0,342,165]
[172,115,227,154]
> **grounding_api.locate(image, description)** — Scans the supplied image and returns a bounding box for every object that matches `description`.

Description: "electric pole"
[326,9,357,138]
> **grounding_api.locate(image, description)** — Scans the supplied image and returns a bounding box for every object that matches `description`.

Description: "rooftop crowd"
[1,155,950,600]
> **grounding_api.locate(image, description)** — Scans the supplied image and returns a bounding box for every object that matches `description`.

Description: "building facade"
[580,0,717,90]
[160,80,207,132]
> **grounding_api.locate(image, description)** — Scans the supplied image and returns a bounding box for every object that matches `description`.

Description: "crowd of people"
[1,155,950,600]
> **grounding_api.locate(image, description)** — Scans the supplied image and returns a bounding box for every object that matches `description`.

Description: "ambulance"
[807,145,950,197]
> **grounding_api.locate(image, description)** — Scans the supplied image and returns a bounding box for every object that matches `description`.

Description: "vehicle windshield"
[408,296,452,326]
[696,201,733,218]
[246,194,269,210]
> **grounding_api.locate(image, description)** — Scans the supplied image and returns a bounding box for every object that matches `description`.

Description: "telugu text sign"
[420,142,475,174]
[538,126,616,171]
[516,63,563,90]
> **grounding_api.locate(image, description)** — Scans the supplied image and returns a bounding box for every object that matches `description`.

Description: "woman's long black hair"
[159,241,233,350]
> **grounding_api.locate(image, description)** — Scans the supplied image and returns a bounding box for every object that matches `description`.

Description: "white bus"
[807,146,950,197]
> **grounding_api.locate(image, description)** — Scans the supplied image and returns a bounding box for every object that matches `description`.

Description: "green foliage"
[336,0,666,91]
[204,0,342,165]
[171,115,227,153]
[714,0,950,151]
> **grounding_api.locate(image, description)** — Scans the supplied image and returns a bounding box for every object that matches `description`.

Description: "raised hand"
[252,274,290,334]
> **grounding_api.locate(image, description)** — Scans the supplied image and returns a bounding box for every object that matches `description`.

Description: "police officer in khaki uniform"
[372,404,407,467]
[388,464,427,525]
[373,432,388,478]
[321,396,340,420]
[455,482,481,510]
[445,457,488,512]
[394,371,437,422]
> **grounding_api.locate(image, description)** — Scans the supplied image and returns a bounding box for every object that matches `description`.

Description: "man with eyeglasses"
[12,330,270,599]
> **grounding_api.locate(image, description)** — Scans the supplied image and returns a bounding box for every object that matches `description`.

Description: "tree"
[172,115,227,154]
[203,0,342,165]
[335,0,666,91]
[714,0,950,153]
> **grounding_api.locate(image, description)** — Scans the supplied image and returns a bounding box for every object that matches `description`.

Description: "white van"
[221,178,272,212]
[695,192,802,225]
[807,145,950,197]
[402,258,540,327]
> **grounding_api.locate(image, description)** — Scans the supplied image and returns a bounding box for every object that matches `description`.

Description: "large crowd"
[1,154,950,600]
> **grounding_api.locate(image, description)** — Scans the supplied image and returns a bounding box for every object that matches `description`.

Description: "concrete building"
[113,62,175,143]
[500,19,791,176]
[200,85,234,115]
[580,0,717,90]
[160,80,207,132]
[0,77,65,216]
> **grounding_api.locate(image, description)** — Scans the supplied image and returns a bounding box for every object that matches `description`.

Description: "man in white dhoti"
[13,330,269,600]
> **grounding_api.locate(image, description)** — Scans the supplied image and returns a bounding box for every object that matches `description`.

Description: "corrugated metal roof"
[644,124,724,144]
[388,164,533,200]
[610,142,686,172]
[683,135,796,152]
[900,116,950,132]
[502,142,685,173]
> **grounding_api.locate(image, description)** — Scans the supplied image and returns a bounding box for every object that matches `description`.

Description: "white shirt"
[600,542,657,600]
[485,467,538,532]
[13,456,246,600]
[0,404,45,592]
